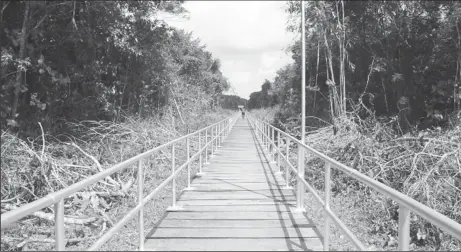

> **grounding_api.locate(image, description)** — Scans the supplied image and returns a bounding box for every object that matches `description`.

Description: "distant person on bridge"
[241,109,245,119]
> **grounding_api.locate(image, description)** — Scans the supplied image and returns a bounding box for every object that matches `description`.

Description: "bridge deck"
[144,118,323,251]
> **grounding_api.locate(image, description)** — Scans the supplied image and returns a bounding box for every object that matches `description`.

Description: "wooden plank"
[166,205,295,212]
[193,177,285,182]
[179,195,295,201]
[152,219,316,228]
[144,238,323,251]
[163,212,308,220]
[186,189,292,193]
[182,189,294,195]
[181,192,296,201]
[188,184,285,190]
[149,227,319,238]
[176,199,295,206]
[190,181,280,185]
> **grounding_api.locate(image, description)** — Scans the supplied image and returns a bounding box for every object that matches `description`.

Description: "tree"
[0,0,230,134]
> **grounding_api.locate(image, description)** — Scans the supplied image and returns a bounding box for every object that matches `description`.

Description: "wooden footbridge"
[2,114,461,251]
[143,118,322,251]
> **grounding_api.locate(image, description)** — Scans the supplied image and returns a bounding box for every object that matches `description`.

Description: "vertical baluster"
[54,199,65,251]
[324,162,331,251]
[205,128,209,164]
[217,123,220,148]
[256,121,259,138]
[216,123,220,148]
[261,123,264,147]
[186,130,191,189]
[398,204,410,251]
[211,125,214,156]
[264,124,269,150]
[296,143,305,211]
[138,158,144,250]
[199,131,203,173]
[268,125,272,159]
[215,124,217,152]
[216,124,219,149]
[218,122,221,147]
[285,137,291,189]
[259,122,261,141]
[271,127,275,162]
[264,124,267,150]
[259,122,266,144]
[277,130,281,173]
[171,143,176,208]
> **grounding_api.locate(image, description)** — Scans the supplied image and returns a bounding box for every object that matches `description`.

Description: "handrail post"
[223,120,226,137]
[184,130,193,190]
[268,126,272,160]
[215,124,218,150]
[222,121,224,143]
[262,123,264,148]
[269,126,275,162]
[398,204,410,251]
[172,143,176,208]
[215,123,219,149]
[324,162,331,251]
[211,126,214,157]
[218,122,221,147]
[166,143,183,211]
[204,128,209,164]
[198,131,203,174]
[270,126,275,163]
[138,158,144,251]
[264,124,267,150]
[276,130,281,173]
[258,121,261,141]
[295,142,305,212]
[54,199,65,251]
[167,143,183,211]
[216,124,219,149]
[260,122,262,141]
[267,125,271,154]
[284,136,292,189]
[266,124,269,150]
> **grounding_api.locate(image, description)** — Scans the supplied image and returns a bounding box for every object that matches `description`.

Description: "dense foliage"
[248,0,461,132]
[1,0,231,136]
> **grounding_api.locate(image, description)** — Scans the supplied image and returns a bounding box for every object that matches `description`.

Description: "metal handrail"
[246,113,461,251]
[1,114,240,250]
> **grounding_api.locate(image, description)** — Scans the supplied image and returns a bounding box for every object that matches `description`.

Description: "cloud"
[160,1,296,99]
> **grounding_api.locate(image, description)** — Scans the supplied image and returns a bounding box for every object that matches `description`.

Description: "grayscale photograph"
[1,0,460,251]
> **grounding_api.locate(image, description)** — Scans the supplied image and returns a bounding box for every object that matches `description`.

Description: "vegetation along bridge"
[1,114,461,251]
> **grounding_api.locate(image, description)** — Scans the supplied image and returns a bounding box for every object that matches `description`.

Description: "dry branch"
[66,142,120,187]
[2,204,99,225]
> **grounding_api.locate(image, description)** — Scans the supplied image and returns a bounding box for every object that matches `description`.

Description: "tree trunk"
[10,1,30,122]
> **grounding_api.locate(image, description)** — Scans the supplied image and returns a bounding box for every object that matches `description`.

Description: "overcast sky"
[159,1,297,99]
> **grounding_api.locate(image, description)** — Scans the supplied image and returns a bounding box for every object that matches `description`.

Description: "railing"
[246,113,461,251]
[1,114,240,251]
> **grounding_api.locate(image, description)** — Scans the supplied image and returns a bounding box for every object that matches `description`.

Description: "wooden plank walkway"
[144,118,323,251]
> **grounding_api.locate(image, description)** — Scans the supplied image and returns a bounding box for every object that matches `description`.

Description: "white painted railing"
[247,113,461,251]
[1,114,240,250]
